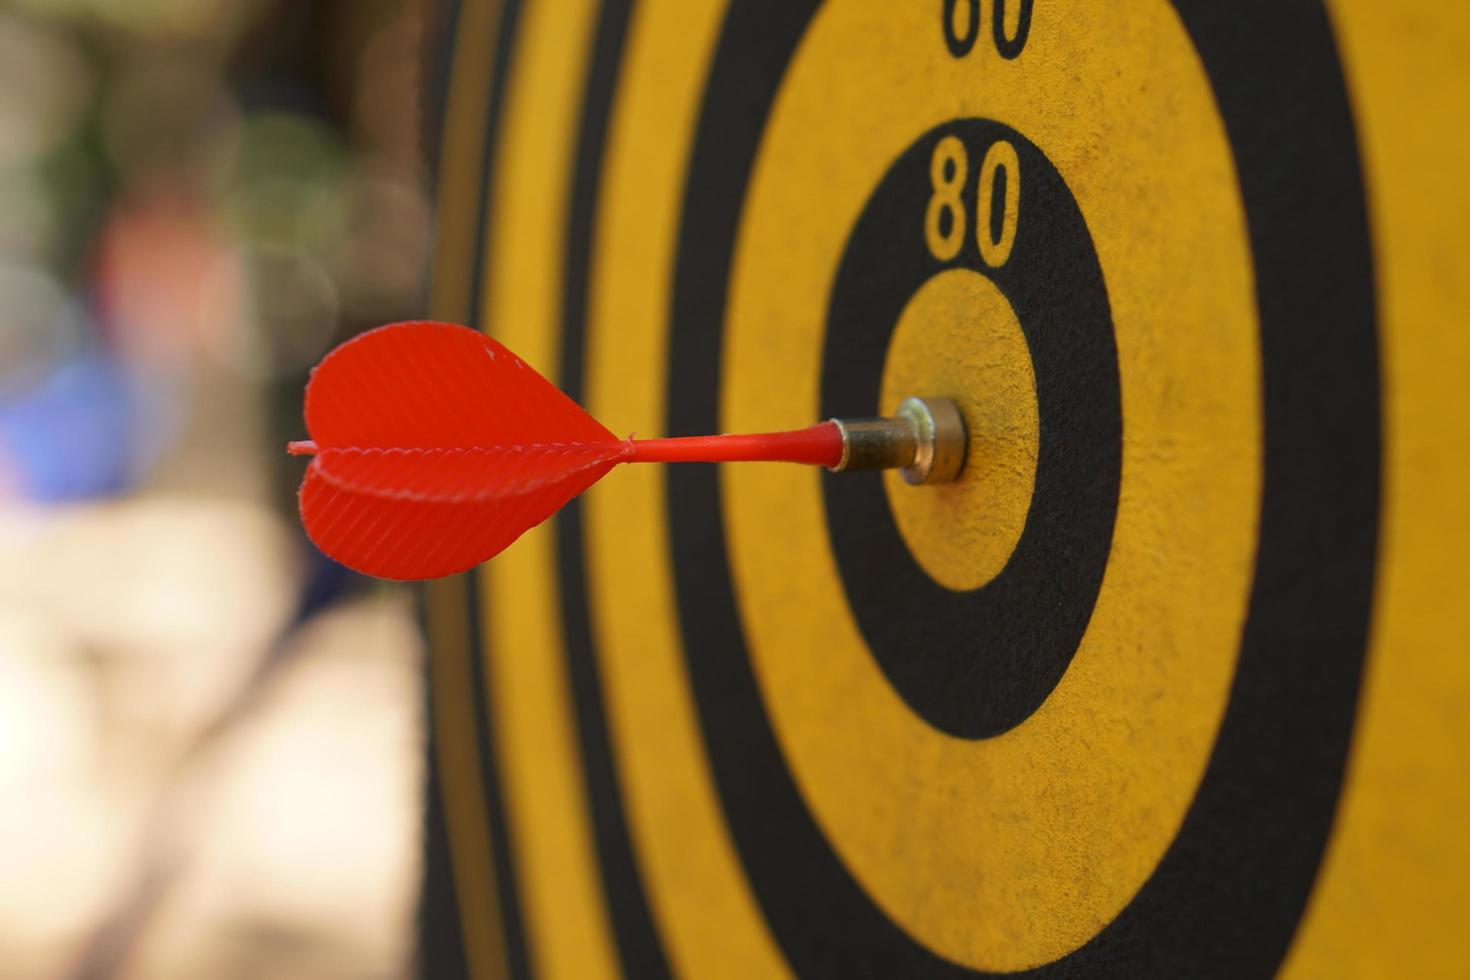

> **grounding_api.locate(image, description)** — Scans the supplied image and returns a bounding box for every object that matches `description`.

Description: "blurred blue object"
[0,353,152,501]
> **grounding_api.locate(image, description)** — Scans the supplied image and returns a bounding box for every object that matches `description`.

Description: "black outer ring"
[662,1,1380,977]
[821,119,1121,739]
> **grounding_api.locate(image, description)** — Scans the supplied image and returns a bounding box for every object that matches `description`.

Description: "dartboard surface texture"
[414,2,1470,977]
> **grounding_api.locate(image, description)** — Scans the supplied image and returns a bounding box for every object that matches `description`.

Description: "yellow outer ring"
[1280,2,1470,976]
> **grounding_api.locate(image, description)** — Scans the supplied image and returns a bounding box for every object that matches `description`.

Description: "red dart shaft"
[288,426,844,466]
[628,422,842,467]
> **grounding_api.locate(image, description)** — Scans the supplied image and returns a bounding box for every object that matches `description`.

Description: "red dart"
[289,320,963,581]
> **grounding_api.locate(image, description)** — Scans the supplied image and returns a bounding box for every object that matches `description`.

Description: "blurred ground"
[0,1,433,977]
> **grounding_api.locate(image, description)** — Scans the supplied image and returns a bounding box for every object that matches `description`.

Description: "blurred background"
[0,0,433,976]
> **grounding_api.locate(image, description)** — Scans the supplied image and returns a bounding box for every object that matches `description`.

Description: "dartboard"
[417,1,1470,977]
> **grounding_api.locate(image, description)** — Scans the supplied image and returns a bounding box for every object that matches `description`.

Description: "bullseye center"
[879,267,1039,592]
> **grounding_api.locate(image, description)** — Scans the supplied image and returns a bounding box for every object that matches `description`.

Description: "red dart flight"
[289,321,843,580]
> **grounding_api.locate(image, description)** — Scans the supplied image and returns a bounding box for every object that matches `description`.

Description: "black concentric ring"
[821,118,1120,739]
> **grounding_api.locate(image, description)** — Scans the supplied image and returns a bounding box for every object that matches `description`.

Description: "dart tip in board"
[287,441,318,456]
